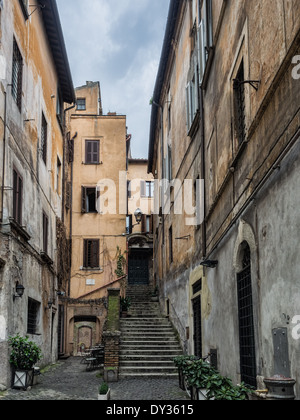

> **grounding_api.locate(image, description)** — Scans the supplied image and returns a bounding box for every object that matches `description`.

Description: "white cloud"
[57,0,170,157]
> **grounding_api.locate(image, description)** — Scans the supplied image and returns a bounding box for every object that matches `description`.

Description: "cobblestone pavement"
[0,357,189,401]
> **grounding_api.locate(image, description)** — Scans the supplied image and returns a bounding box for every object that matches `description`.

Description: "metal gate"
[193,295,202,358]
[237,242,257,388]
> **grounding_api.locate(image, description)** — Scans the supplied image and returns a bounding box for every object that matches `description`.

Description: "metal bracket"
[233,79,261,91]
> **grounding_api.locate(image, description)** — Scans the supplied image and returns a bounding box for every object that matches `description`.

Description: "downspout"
[68,131,77,297]
[1,90,7,223]
[199,87,207,259]
[62,103,76,224]
[152,101,165,267]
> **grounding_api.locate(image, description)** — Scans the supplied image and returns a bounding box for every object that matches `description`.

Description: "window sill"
[80,267,103,272]
[9,218,31,242]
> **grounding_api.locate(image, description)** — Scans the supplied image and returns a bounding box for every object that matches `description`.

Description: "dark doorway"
[128,251,149,285]
[193,295,202,358]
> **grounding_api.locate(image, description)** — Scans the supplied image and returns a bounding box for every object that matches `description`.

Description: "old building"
[64,81,128,355]
[149,0,300,397]
[0,0,75,387]
[127,146,154,291]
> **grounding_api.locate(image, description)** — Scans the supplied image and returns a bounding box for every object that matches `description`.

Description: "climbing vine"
[115,246,127,278]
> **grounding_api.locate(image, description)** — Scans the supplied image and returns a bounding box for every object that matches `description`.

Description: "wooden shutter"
[92,141,99,164]
[84,240,99,268]
[85,140,99,164]
[140,181,146,197]
[81,186,87,213]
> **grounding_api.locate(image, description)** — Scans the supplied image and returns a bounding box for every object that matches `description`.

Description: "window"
[12,38,23,111]
[85,140,100,164]
[13,169,23,225]
[83,239,100,269]
[237,242,257,388]
[41,113,48,164]
[27,298,40,335]
[56,157,61,195]
[56,89,64,126]
[77,98,86,111]
[198,0,213,84]
[42,212,49,255]
[126,215,133,234]
[81,186,99,213]
[141,181,154,198]
[186,60,199,132]
[233,60,246,145]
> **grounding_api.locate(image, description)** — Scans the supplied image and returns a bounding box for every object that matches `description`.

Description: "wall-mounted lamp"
[134,208,143,225]
[13,283,25,301]
[200,260,219,269]
[46,300,53,310]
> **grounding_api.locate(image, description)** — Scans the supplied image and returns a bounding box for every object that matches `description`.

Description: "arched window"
[237,241,257,387]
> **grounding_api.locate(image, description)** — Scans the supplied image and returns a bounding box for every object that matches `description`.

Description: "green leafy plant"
[99,382,109,395]
[174,355,254,400]
[115,246,127,278]
[9,335,42,370]
[120,297,131,311]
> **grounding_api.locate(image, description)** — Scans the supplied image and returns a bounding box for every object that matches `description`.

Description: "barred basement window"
[27,298,40,335]
[12,38,23,111]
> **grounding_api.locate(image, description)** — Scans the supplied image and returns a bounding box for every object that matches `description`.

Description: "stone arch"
[233,219,257,273]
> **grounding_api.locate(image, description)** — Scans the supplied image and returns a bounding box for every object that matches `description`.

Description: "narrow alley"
[0,357,188,401]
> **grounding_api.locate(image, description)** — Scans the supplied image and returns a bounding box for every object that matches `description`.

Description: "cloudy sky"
[56,0,170,158]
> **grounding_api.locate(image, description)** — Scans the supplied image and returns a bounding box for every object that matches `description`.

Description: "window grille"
[233,60,246,145]
[77,98,86,111]
[12,39,23,111]
[237,242,257,388]
[27,298,40,335]
[41,113,48,164]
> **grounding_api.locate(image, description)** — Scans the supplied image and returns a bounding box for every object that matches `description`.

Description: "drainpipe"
[68,131,77,297]
[62,103,76,224]
[199,86,207,259]
[1,89,7,223]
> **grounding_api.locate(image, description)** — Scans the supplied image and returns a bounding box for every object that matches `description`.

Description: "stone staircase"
[119,285,182,378]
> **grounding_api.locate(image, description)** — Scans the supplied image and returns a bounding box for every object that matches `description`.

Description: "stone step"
[119,372,178,378]
[120,349,181,356]
[119,366,178,375]
[120,354,180,361]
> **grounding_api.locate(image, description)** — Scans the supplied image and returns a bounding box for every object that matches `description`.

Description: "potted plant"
[9,335,42,390]
[174,355,197,391]
[120,297,131,318]
[98,381,110,400]
[150,286,159,302]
